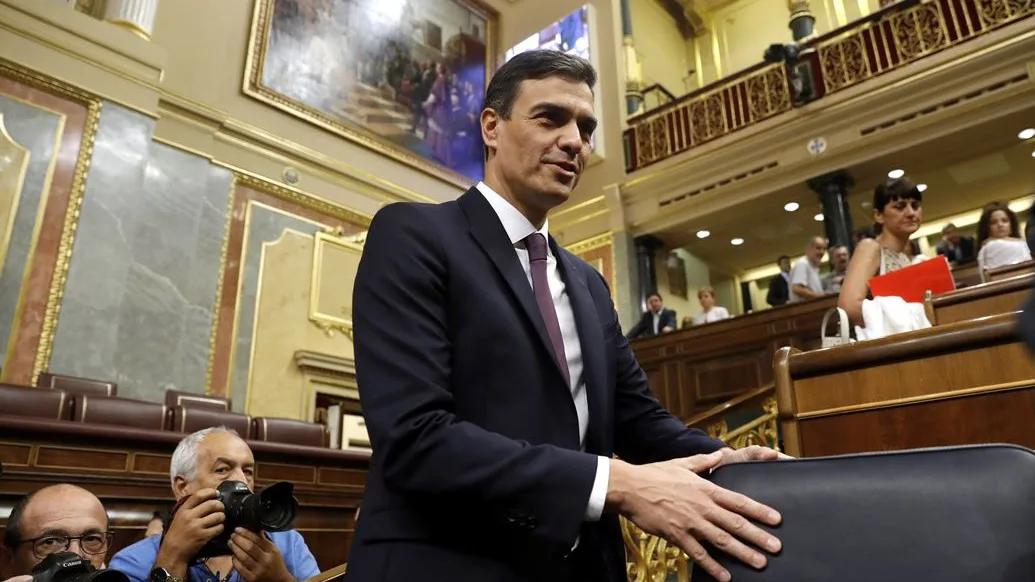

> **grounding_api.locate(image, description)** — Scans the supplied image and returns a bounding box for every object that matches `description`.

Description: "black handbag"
[692,444,1035,581]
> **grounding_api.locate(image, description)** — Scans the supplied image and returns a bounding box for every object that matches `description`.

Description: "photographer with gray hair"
[108,428,318,582]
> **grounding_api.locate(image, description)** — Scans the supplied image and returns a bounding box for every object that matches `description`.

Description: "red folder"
[868,254,956,303]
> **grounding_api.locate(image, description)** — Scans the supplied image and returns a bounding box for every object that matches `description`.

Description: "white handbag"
[820,307,853,348]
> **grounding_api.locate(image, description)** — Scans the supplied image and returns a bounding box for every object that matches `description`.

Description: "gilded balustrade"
[622,397,781,582]
[623,0,1035,172]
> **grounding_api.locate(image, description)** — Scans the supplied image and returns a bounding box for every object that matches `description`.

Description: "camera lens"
[254,481,298,531]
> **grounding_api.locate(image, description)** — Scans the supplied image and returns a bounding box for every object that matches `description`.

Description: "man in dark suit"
[348,50,784,582]
[625,292,677,339]
[766,255,791,307]
[936,223,976,264]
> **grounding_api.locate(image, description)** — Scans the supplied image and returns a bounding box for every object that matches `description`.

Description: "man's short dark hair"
[646,292,662,301]
[3,489,39,548]
[484,50,597,121]
[777,255,790,263]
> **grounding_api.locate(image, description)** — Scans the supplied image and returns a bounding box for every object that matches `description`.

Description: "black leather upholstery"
[692,445,1035,581]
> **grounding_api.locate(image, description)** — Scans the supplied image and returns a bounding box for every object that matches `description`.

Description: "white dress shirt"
[476,182,610,523]
[652,311,660,334]
[691,306,730,325]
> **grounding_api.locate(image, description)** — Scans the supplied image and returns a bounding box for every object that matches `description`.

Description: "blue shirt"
[109,531,320,582]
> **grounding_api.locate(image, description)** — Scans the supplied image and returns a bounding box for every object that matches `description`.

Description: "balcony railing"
[623,0,1035,172]
[622,385,779,581]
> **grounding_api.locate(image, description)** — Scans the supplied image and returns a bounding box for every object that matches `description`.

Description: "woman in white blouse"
[691,286,730,325]
[977,201,1031,275]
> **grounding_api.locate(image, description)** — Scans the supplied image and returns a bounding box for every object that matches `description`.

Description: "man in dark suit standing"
[626,292,677,339]
[766,255,791,307]
[936,223,976,264]
[348,50,784,582]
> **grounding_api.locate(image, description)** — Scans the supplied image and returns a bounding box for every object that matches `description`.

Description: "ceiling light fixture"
[814,213,825,221]
[731,238,744,246]
[784,202,800,212]
[1019,128,1035,140]
[917,184,928,192]
[887,169,905,179]
[696,230,710,239]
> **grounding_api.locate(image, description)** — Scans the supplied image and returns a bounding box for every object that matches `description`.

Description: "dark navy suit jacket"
[346,188,725,582]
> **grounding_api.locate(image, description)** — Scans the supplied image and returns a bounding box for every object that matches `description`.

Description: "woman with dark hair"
[976,201,1030,274]
[838,177,924,325]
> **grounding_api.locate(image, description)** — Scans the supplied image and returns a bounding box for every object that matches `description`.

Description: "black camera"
[193,480,299,559]
[31,552,127,582]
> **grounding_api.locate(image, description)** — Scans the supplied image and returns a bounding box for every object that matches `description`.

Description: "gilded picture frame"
[244,0,499,187]
[309,230,364,339]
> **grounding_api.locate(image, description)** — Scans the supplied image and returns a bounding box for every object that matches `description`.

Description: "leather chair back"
[37,372,117,397]
[252,417,326,447]
[73,395,168,430]
[0,383,70,420]
[164,389,230,411]
[170,406,252,438]
[692,444,1035,581]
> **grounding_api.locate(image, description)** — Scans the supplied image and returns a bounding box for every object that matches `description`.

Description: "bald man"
[789,236,829,302]
[1,484,111,581]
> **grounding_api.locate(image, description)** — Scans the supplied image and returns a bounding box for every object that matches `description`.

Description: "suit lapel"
[554,241,607,454]
[459,189,568,383]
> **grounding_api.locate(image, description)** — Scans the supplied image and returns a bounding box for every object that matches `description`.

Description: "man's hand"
[606,451,782,582]
[229,528,293,582]
[155,489,225,577]
[717,445,793,467]
[3,575,32,582]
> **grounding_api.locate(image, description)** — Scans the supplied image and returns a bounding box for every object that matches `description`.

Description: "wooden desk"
[631,296,836,420]
[925,273,1032,326]
[0,416,370,570]
[986,259,1035,282]
[952,261,982,287]
[774,312,1035,458]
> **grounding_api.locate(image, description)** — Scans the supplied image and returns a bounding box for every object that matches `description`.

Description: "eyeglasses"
[15,532,114,560]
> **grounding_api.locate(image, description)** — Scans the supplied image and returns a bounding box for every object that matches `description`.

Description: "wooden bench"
[631,295,836,419]
[774,311,1035,458]
[0,415,370,569]
[925,272,1033,325]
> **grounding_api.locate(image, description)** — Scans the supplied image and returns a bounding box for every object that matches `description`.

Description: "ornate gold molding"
[221,167,372,228]
[203,175,238,396]
[308,229,364,340]
[565,232,613,256]
[0,59,104,384]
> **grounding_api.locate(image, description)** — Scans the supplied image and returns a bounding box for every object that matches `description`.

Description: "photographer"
[1,484,111,581]
[108,428,318,582]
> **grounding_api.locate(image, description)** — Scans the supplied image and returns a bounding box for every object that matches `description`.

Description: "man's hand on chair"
[717,445,794,467]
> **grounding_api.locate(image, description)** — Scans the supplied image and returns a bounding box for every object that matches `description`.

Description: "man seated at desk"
[1,485,111,582]
[109,427,319,582]
[626,292,677,339]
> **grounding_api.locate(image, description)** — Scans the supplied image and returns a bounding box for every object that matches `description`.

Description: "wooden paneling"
[928,273,1032,325]
[798,388,1035,456]
[986,259,1035,282]
[632,296,836,419]
[775,311,1035,458]
[0,417,369,570]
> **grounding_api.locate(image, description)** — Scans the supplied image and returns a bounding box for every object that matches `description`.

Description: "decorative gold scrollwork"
[622,396,781,580]
[977,0,1035,26]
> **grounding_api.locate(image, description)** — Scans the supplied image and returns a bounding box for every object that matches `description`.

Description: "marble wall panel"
[50,103,232,401]
[229,203,322,412]
[207,183,366,403]
[0,97,63,360]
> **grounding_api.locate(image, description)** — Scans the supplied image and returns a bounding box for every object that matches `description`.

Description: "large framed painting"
[245,0,498,186]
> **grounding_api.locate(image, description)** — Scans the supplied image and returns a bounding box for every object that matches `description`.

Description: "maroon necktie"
[524,233,570,387]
